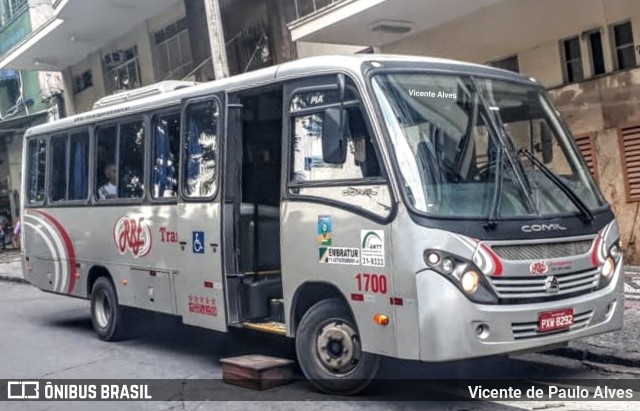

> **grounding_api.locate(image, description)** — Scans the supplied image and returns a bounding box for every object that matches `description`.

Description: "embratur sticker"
[319,247,360,265]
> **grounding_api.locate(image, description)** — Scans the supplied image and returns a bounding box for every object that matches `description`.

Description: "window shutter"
[575,134,598,180]
[619,125,640,202]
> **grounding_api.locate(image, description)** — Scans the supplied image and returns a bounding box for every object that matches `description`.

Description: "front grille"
[492,240,593,261]
[489,268,600,300]
[511,310,593,340]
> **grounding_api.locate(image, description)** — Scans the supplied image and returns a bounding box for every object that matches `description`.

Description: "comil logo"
[114,216,152,258]
[7,381,40,399]
[521,223,568,233]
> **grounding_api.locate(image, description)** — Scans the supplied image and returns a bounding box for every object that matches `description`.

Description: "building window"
[574,134,598,180]
[588,31,606,76]
[73,70,93,94]
[619,124,640,202]
[490,55,519,73]
[562,36,584,83]
[154,17,193,80]
[104,46,141,93]
[612,21,637,70]
[292,0,342,21]
[1,0,28,25]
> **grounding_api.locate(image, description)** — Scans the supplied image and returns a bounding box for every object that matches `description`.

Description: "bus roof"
[25,54,537,137]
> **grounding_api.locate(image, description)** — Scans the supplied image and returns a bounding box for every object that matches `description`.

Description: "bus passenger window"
[50,135,67,202]
[96,126,118,200]
[69,131,89,200]
[152,113,180,199]
[27,139,47,205]
[291,106,381,183]
[184,101,219,198]
[119,121,145,198]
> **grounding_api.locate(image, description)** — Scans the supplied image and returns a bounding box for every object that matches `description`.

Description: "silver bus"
[21,55,623,394]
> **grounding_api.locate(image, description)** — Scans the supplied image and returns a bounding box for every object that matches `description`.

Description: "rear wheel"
[90,277,128,341]
[295,298,379,395]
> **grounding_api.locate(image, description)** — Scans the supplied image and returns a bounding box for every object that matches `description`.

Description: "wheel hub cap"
[316,321,361,374]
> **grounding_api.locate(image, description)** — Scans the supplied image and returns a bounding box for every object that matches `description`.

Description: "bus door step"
[241,321,287,335]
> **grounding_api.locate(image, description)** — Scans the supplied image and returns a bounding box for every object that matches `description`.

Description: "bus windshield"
[371,73,606,219]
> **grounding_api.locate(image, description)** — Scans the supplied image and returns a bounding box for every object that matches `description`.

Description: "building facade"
[288,0,640,263]
[0,0,61,224]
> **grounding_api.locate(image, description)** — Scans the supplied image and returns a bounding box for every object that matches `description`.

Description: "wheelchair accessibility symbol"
[192,231,205,254]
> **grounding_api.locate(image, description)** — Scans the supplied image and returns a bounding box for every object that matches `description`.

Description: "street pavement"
[0,281,638,411]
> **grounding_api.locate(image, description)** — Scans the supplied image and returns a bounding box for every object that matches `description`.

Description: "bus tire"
[295,298,379,395]
[90,277,127,341]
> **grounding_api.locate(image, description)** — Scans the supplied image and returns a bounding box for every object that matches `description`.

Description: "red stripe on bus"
[390,297,403,306]
[351,293,364,302]
[32,210,78,294]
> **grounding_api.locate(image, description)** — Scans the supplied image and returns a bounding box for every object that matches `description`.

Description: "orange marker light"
[373,314,389,326]
[122,279,128,286]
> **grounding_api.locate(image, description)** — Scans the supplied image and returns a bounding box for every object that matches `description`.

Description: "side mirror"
[540,122,553,164]
[322,107,348,164]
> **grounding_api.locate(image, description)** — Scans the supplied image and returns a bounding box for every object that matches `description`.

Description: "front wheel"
[90,277,128,341]
[295,298,379,395]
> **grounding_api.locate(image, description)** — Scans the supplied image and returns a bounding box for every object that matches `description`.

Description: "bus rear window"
[27,139,47,205]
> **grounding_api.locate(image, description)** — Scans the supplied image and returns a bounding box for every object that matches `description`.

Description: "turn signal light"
[373,313,389,326]
[121,279,129,286]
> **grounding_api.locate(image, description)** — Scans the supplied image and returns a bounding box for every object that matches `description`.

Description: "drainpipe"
[203,0,230,79]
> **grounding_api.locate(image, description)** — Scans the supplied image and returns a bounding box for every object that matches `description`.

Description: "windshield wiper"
[484,146,504,230]
[519,149,594,223]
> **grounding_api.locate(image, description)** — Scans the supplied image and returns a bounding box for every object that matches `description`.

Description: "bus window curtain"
[72,136,88,199]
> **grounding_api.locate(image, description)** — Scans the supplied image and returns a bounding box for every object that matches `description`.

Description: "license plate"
[538,308,574,332]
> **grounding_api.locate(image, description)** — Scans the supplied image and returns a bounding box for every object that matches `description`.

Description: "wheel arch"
[87,265,113,297]
[289,281,353,336]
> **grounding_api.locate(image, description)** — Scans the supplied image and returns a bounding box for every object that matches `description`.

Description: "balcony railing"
[291,0,346,23]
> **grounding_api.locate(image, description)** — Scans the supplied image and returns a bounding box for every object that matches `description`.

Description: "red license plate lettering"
[538,308,574,332]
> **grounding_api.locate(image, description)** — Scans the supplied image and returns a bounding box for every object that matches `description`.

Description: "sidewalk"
[0,249,26,284]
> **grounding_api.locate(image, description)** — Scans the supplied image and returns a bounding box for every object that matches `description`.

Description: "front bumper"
[415,262,624,362]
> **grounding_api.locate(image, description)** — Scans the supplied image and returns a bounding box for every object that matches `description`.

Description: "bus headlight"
[423,249,498,304]
[601,257,615,280]
[461,271,480,294]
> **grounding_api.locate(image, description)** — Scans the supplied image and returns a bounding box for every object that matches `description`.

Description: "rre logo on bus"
[521,223,567,233]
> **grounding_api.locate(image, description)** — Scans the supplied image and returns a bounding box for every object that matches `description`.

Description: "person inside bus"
[98,163,118,199]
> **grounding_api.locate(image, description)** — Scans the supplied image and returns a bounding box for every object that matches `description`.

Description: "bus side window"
[119,121,145,198]
[50,134,68,202]
[183,100,219,198]
[96,122,145,200]
[27,139,47,205]
[291,106,382,183]
[96,126,118,200]
[50,131,89,202]
[152,113,180,199]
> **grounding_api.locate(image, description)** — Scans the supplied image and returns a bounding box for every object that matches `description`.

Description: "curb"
[0,275,29,285]
[546,346,640,369]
